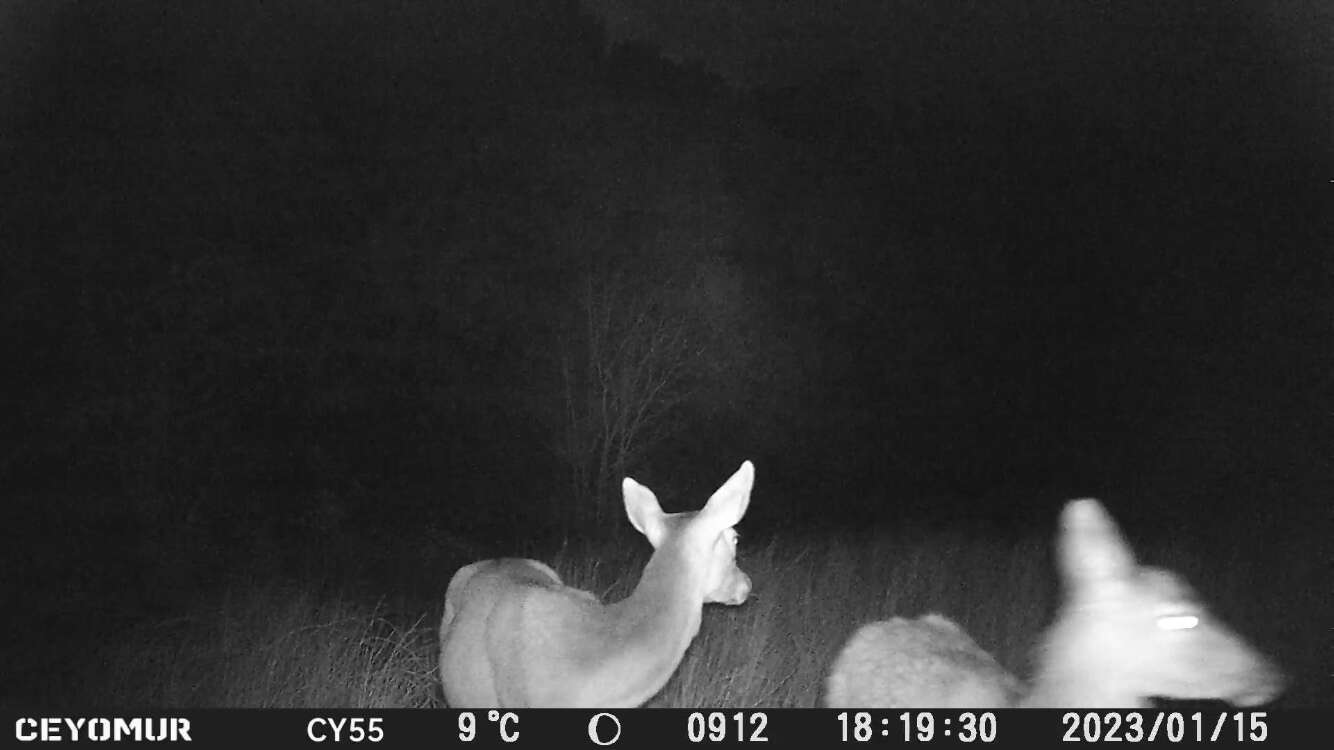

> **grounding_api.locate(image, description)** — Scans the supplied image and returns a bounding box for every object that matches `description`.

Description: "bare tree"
[553,257,748,525]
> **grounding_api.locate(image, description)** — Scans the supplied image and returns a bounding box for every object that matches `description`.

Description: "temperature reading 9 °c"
[457,711,520,743]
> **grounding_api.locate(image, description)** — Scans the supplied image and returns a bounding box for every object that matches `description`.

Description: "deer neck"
[597,540,706,705]
[1022,614,1147,708]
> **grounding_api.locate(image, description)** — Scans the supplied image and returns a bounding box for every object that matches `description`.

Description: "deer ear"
[623,477,668,547]
[1058,498,1137,590]
[700,460,754,530]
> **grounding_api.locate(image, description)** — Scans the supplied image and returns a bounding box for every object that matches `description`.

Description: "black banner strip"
[3,709,1319,748]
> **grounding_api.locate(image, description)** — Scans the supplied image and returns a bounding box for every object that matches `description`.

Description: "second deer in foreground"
[825,498,1286,708]
[439,461,755,707]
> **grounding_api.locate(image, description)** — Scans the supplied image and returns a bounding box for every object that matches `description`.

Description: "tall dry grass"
[25,512,1315,709]
[69,583,439,708]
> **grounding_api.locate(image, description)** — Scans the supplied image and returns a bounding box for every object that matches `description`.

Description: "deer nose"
[730,572,752,604]
[1233,661,1287,706]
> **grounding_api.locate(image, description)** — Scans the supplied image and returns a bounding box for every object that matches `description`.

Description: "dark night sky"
[1,0,1329,537]
[587,0,1329,90]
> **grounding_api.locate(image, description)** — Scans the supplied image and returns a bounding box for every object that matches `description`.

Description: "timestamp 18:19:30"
[836,711,998,743]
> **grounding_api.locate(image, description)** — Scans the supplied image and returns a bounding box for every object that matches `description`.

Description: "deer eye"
[1157,614,1199,631]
